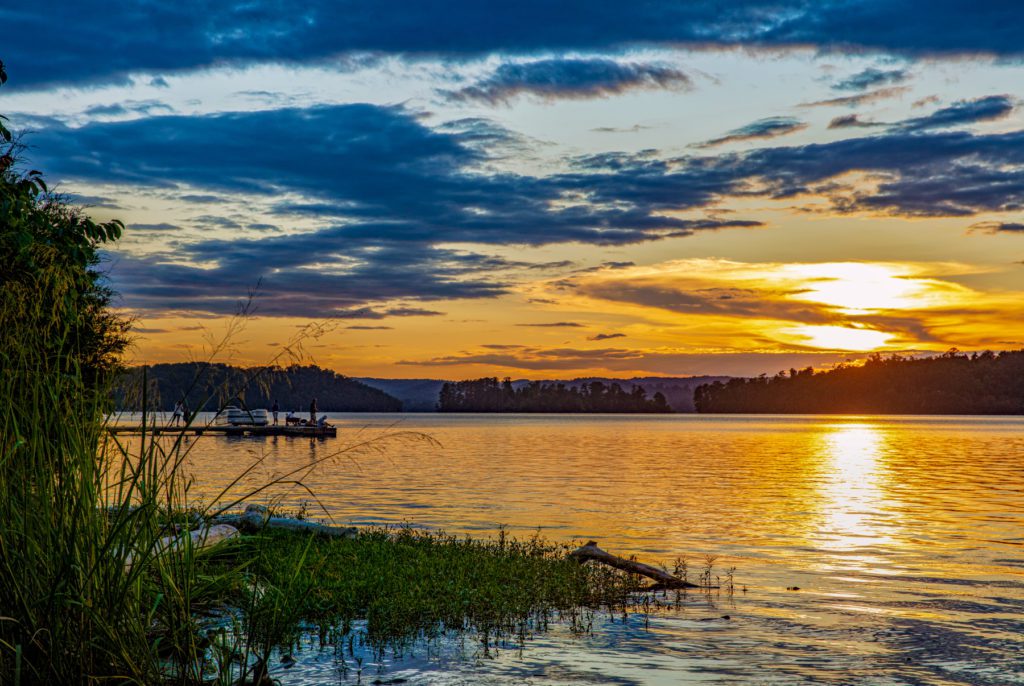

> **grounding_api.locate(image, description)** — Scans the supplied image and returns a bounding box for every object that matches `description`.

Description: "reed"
[0,217,691,684]
[0,306,646,683]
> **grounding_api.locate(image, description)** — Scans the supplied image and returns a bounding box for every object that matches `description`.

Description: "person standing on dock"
[272,400,280,425]
[309,397,317,426]
[172,400,183,426]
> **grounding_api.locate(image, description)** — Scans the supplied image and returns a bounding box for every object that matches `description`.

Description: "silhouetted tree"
[113,363,402,412]
[437,377,673,413]
[694,350,1024,414]
[1,59,129,388]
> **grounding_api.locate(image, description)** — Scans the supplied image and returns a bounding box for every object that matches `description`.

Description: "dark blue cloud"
[5,2,1024,90]
[27,104,759,248]
[969,221,1024,234]
[826,98,1013,132]
[832,67,908,91]
[27,105,473,203]
[764,1,1024,57]
[697,117,807,148]
[442,58,690,104]
[24,101,1024,316]
[896,95,1015,131]
[828,114,882,129]
[34,100,1024,226]
[800,86,909,108]
[129,222,180,231]
[82,100,174,118]
[516,322,585,328]
[728,128,1024,217]
[65,193,122,209]
[569,125,1024,219]
[104,245,508,319]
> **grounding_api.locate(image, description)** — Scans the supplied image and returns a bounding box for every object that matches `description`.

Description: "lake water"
[130,413,1024,685]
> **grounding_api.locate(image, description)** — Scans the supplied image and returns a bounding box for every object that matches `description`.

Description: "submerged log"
[213,504,357,539]
[569,540,702,589]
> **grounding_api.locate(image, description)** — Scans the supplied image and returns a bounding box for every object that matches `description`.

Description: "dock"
[107,424,337,438]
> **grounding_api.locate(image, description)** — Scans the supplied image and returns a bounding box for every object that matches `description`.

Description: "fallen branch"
[569,540,703,589]
[126,524,240,570]
[213,504,357,539]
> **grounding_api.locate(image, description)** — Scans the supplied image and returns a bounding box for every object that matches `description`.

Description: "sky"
[4,1,1024,379]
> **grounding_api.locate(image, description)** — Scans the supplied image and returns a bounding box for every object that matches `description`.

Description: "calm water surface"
[135,414,1024,685]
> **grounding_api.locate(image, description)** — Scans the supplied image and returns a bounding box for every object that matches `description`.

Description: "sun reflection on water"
[812,422,898,576]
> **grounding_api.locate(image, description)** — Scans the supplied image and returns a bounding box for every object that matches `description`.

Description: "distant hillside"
[355,378,446,411]
[359,375,730,412]
[694,350,1024,414]
[115,363,402,412]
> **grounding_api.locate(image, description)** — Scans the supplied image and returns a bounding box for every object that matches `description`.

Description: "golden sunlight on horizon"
[558,257,1014,358]
[126,258,1022,377]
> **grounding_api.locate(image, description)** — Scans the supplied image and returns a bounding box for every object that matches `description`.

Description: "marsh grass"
[228,527,642,642]
[0,285,729,684]
[0,334,656,685]
[0,90,720,682]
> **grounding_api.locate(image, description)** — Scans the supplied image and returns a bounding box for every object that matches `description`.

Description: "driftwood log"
[126,524,240,569]
[213,504,357,539]
[569,540,702,589]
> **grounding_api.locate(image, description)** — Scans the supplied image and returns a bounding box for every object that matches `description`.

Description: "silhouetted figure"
[172,399,183,426]
[309,397,317,425]
[182,399,190,424]
[272,400,279,425]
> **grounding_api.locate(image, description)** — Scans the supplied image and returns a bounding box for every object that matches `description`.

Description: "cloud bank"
[7,2,1024,90]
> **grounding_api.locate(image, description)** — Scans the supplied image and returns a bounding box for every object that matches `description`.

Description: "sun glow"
[782,262,949,314]
[779,324,894,351]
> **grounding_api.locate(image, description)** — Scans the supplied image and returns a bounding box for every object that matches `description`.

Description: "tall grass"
[1,279,120,679]
[0,293,399,682]
[0,261,219,682]
[0,272,687,684]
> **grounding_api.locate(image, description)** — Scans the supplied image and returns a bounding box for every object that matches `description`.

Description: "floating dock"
[107,424,337,438]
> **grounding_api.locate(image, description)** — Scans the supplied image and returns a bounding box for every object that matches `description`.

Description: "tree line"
[114,362,402,412]
[694,350,1024,414]
[438,377,672,413]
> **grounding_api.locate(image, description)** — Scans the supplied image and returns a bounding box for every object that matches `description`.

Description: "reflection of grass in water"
[199,525,742,684]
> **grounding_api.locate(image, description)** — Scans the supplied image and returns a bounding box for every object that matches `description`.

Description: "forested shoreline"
[438,377,673,413]
[695,350,1024,414]
[114,362,402,412]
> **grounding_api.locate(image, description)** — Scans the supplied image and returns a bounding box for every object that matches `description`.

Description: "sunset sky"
[4,2,1024,378]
